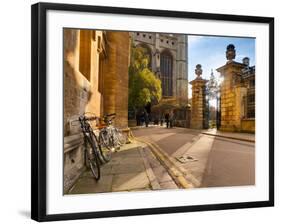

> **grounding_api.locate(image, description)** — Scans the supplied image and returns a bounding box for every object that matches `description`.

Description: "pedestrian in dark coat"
[165,113,170,128]
[160,114,164,126]
[144,111,149,127]
[169,112,174,128]
[136,113,140,126]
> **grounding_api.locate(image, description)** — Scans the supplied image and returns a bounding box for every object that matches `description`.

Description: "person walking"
[140,112,145,126]
[136,112,140,126]
[169,111,174,128]
[165,113,170,128]
[144,111,149,127]
[160,114,164,126]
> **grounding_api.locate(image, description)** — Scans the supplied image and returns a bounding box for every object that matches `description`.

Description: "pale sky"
[187,35,255,98]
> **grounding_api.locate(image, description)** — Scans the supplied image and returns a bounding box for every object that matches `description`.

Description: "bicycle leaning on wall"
[73,114,102,180]
[73,112,126,180]
[98,113,126,160]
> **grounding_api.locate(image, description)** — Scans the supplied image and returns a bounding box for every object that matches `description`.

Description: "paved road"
[132,126,255,188]
[133,126,201,155]
[201,136,255,187]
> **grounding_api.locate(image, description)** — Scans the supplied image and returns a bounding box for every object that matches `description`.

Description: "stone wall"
[103,32,130,128]
[241,119,255,133]
[64,29,103,136]
[63,134,85,193]
[63,29,104,193]
[63,29,130,193]
[216,44,255,133]
[217,63,247,132]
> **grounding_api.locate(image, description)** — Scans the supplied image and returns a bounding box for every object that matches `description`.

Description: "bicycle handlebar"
[71,115,97,122]
[85,116,97,121]
[71,113,116,126]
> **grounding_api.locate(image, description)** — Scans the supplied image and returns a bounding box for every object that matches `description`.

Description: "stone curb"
[202,132,255,143]
[139,148,161,190]
[129,130,194,189]
[139,139,194,189]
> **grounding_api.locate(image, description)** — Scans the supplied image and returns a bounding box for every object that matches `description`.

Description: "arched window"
[160,50,173,96]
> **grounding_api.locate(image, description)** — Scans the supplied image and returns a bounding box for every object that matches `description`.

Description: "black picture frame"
[31,2,274,222]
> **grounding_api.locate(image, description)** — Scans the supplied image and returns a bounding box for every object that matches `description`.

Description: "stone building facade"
[130,32,189,127]
[216,44,255,132]
[130,32,188,99]
[63,29,130,193]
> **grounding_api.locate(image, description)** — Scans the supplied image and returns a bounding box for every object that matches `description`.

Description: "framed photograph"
[31,2,274,222]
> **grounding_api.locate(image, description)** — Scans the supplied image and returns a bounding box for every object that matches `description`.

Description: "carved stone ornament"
[195,64,203,78]
[226,44,236,61]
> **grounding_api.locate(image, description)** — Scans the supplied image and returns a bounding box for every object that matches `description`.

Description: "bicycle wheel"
[85,137,100,180]
[98,129,113,163]
[114,128,126,145]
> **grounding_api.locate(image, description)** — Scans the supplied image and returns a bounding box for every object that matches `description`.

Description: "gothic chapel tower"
[131,32,188,99]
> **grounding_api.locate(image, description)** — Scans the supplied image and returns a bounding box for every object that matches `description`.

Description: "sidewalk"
[68,141,178,194]
[202,129,255,142]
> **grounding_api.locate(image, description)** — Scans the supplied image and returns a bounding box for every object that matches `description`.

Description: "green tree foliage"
[128,45,162,112]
